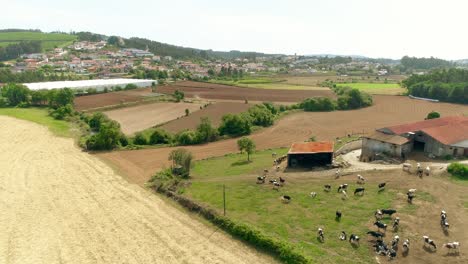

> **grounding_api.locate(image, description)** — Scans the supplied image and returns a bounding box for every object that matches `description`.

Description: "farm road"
[0,116,275,264]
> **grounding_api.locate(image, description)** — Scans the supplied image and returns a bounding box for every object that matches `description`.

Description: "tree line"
[0,68,83,83]
[400,56,453,71]
[402,69,468,104]
[0,41,42,61]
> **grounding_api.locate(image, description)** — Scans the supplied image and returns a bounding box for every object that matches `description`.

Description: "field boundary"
[152,185,310,264]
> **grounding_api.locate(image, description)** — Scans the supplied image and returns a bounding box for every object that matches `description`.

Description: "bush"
[1,83,30,106]
[218,113,252,137]
[168,148,193,177]
[86,120,122,150]
[301,97,335,111]
[176,130,199,145]
[196,117,218,143]
[426,111,440,119]
[149,129,173,144]
[447,162,468,179]
[134,132,149,145]
[125,83,138,90]
[248,105,275,127]
[174,90,185,102]
[50,104,74,120]
[119,134,129,147]
[88,112,108,132]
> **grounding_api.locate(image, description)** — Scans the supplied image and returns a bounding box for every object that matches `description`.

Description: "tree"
[248,105,274,127]
[88,112,107,132]
[174,90,185,102]
[218,113,252,137]
[185,108,190,116]
[86,120,122,150]
[176,130,199,145]
[1,83,30,106]
[426,111,441,120]
[134,132,148,145]
[237,137,255,162]
[196,117,218,143]
[168,148,193,177]
[149,129,173,144]
[48,88,74,108]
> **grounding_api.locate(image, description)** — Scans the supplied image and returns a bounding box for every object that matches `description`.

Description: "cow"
[441,219,450,230]
[378,182,386,191]
[393,217,400,231]
[279,177,285,185]
[310,192,317,198]
[407,192,415,204]
[374,221,387,232]
[339,231,347,241]
[354,187,365,195]
[402,239,410,253]
[423,236,437,250]
[387,249,397,260]
[337,184,348,193]
[335,169,341,179]
[281,195,291,203]
[367,231,384,239]
[402,163,412,172]
[443,242,460,253]
[425,166,431,176]
[375,210,383,220]
[273,182,281,191]
[381,209,397,216]
[336,210,342,220]
[357,174,365,184]
[317,228,325,242]
[349,234,360,245]
[391,235,400,250]
[324,184,331,192]
[256,175,265,184]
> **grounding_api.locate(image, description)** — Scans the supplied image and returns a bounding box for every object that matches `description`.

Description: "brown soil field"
[74,88,153,111]
[158,81,335,102]
[0,116,275,264]
[282,74,407,86]
[97,95,468,185]
[104,102,203,135]
[160,102,252,133]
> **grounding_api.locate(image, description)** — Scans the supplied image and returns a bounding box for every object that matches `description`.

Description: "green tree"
[86,120,122,150]
[196,117,218,143]
[168,148,193,177]
[149,129,173,144]
[1,83,30,106]
[88,112,107,132]
[174,90,185,102]
[134,132,148,145]
[176,130,199,145]
[237,137,256,161]
[185,108,190,116]
[248,105,274,127]
[218,113,252,137]
[426,111,441,119]
[48,88,74,108]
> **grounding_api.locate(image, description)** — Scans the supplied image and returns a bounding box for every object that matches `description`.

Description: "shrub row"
[447,162,468,179]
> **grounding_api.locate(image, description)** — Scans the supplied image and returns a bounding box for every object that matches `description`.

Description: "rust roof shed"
[288,141,334,154]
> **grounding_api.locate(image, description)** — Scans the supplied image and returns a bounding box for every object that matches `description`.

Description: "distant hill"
[0,29,77,51]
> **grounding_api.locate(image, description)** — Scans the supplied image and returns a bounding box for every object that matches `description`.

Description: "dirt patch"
[104,102,203,135]
[74,88,153,111]
[160,102,252,133]
[158,81,336,102]
[97,95,468,185]
[0,116,276,264]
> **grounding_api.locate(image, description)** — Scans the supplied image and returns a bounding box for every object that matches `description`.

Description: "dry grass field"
[97,95,468,185]
[104,102,203,135]
[0,116,275,264]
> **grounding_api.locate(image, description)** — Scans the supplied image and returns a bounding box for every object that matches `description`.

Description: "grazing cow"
[378,182,386,190]
[339,231,347,241]
[375,210,383,220]
[367,231,384,239]
[423,236,437,250]
[443,242,460,253]
[279,177,285,184]
[335,169,341,179]
[381,209,397,216]
[324,184,331,192]
[354,187,365,195]
[391,235,400,250]
[310,192,317,198]
[408,188,417,194]
[281,195,291,203]
[269,179,277,184]
[341,190,348,200]
[425,166,431,176]
[374,221,387,231]
[276,165,280,172]
[256,175,266,184]
[337,184,348,193]
[357,174,366,184]
[349,234,360,245]
[417,168,424,178]
[393,217,400,231]
[407,192,415,204]
[402,239,410,253]
[317,228,324,242]
[402,163,412,172]
[387,249,397,260]
[273,182,281,190]
[374,239,389,255]
[336,210,342,220]
[272,152,277,158]
[417,163,421,170]
[441,219,450,230]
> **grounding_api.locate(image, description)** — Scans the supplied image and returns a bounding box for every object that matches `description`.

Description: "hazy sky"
[2,0,468,59]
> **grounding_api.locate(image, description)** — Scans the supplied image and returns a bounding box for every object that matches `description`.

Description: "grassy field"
[0,31,77,50]
[183,149,396,263]
[336,83,405,95]
[0,108,70,137]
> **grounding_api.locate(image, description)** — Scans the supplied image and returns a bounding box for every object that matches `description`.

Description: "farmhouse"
[361,116,468,161]
[287,141,334,168]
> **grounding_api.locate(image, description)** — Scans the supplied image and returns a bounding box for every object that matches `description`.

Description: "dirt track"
[98,95,468,185]
[0,116,275,264]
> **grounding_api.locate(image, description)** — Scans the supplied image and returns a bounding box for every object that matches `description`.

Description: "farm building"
[361,116,468,161]
[23,79,156,92]
[287,141,334,168]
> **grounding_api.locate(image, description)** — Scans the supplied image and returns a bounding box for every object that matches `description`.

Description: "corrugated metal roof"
[288,142,334,154]
[380,116,468,146]
[363,131,410,145]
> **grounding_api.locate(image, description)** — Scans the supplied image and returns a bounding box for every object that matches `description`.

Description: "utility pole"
[223,184,226,216]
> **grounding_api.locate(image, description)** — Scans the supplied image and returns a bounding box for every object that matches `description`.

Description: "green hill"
[0,30,77,51]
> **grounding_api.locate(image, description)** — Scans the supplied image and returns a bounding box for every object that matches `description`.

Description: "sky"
[1,0,468,59]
